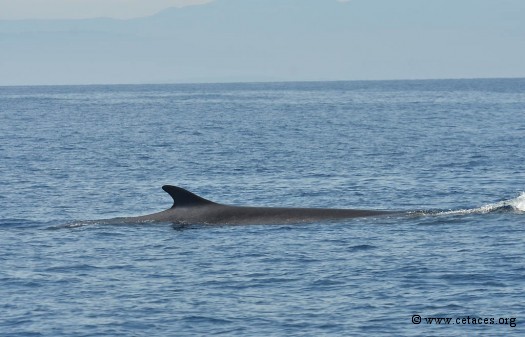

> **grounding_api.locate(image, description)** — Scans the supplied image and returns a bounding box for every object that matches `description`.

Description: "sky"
[0,0,524,85]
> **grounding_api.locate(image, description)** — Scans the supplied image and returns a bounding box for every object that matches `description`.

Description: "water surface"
[1,79,524,336]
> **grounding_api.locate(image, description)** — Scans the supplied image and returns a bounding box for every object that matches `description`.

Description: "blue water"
[1,79,524,336]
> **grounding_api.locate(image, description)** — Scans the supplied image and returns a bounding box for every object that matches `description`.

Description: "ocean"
[1,79,524,336]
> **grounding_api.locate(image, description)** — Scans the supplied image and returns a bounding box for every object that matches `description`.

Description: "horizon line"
[2,76,525,89]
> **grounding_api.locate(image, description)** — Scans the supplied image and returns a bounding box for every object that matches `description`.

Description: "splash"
[434,192,525,216]
[46,218,158,230]
[515,192,525,212]
[45,220,99,230]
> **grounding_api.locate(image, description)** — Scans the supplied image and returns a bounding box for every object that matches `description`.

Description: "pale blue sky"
[0,0,524,85]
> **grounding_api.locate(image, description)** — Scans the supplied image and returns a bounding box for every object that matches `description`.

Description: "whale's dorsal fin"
[162,185,215,208]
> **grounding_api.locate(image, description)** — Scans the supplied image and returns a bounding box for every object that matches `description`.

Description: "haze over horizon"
[1,0,524,86]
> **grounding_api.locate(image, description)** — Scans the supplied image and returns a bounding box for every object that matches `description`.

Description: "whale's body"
[109,185,395,225]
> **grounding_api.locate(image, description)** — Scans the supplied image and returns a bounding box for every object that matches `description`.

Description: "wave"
[413,192,525,216]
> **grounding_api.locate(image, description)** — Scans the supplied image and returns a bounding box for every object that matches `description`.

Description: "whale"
[105,185,397,225]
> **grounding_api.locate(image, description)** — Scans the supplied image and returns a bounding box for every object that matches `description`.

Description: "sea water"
[1,79,524,336]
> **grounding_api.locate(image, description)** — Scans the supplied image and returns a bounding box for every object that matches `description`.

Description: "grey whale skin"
[111,185,395,225]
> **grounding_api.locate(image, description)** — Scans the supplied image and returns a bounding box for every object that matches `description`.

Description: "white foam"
[512,192,525,212]
[438,192,525,216]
